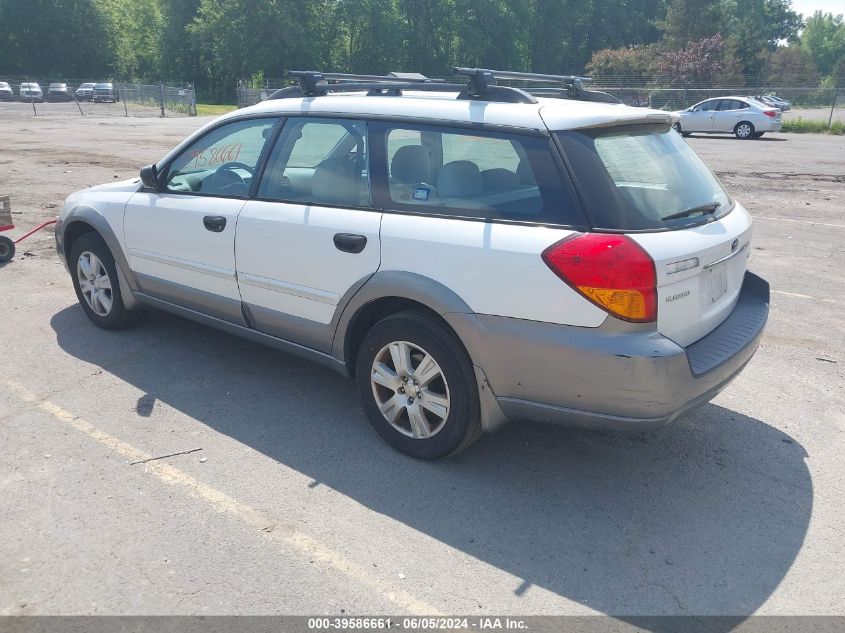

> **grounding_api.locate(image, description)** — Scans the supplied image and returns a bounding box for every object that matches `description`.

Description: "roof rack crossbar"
[320,72,444,84]
[288,70,442,95]
[276,70,538,104]
[454,67,594,92]
[270,81,470,100]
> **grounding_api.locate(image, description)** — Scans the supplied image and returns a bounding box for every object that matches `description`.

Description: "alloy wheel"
[76,251,113,316]
[370,340,450,439]
[736,123,752,138]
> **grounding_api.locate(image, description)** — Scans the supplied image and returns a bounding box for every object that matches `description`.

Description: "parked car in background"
[92,83,117,103]
[753,94,791,111]
[76,83,96,101]
[19,82,43,102]
[674,96,782,139]
[0,82,14,100]
[47,82,73,102]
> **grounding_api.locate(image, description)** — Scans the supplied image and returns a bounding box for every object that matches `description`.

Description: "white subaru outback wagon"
[56,69,769,459]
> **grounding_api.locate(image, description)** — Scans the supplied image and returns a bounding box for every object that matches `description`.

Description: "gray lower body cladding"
[447,272,769,430]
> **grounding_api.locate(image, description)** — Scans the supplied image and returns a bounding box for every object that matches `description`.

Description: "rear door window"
[371,123,583,226]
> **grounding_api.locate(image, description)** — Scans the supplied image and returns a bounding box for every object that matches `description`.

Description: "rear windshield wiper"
[661,202,721,222]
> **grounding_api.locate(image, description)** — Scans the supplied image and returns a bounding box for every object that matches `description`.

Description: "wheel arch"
[333,271,474,376]
[61,207,140,309]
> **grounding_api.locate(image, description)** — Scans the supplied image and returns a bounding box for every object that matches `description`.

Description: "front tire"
[69,233,141,330]
[735,121,755,139]
[0,235,15,263]
[355,311,482,459]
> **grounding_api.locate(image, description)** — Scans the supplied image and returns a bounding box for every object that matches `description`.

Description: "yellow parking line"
[3,378,440,616]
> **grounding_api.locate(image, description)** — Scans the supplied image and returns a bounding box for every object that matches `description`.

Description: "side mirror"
[140,164,158,190]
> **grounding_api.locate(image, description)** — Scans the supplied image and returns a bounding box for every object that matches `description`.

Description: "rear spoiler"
[573,111,679,130]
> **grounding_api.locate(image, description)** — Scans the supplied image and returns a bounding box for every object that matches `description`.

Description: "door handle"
[203,216,226,232]
[333,233,367,254]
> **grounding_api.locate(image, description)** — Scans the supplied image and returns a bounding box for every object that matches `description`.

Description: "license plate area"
[707,261,728,303]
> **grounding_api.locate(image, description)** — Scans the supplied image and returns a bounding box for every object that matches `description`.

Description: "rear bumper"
[448,272,769,431]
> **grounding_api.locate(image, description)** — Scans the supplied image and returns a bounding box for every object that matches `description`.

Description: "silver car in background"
[19,82,43,102]
[76,82,96,100]
[0,81,13,100]
[754,94,791,111]
[674,96,782,139]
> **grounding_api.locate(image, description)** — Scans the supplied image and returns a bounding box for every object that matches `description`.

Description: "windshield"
[555,124,731,231]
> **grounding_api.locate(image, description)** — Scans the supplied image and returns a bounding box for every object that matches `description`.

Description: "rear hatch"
[553,121,751,347]
[630,207,751,346]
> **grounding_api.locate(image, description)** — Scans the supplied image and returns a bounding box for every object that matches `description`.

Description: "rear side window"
[372,123,582,226]
[556,124,731,231]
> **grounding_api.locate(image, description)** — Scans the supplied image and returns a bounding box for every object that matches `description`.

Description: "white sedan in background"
[674,96,782,139]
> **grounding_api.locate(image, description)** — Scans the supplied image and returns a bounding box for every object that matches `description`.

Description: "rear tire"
[69,233,142,330]
[0,235,15,263]
[734,121,755,139]
[355,311,482,459]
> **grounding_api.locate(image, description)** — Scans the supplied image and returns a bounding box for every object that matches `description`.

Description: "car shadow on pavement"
[51,305,812,623]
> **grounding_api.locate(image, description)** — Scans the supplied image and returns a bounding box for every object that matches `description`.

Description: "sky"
[790,0,845,17]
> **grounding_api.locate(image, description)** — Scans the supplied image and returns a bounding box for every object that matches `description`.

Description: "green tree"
[658,0,723,48]
[766,45,818,85]
[101,0,164,80]
[0,0,114,77]
[800,11,845,77]
[586,45,660,81]
[189,0,323,99]
[332,0,405,73]
[453,0,530,70]
[160,0,202,82]
[396,0,456,76]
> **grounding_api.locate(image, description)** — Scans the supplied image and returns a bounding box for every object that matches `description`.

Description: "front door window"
[164,118,278,197]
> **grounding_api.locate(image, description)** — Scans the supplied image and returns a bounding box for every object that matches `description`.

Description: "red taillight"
[542,233,657,322]
[763,110,777,118]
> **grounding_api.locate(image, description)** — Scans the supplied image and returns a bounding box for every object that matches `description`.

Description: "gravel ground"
[0,112,843,619]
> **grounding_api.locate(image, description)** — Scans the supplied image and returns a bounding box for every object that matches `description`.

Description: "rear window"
[555,125,732,231]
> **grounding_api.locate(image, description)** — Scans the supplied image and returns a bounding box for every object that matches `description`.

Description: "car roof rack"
[453,68,621,105]
[269,70,538,104]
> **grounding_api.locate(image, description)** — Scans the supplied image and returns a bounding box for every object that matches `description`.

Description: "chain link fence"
[0,75,197,117]
[236,79,284,108]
